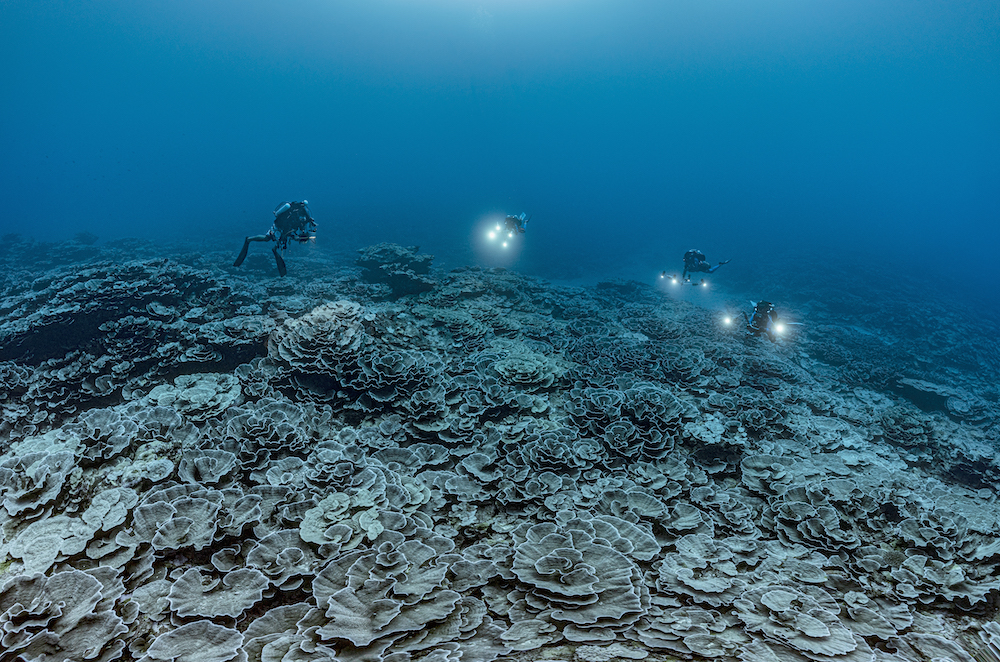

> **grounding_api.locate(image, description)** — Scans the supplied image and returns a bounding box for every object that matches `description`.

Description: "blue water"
[2,0,998,302]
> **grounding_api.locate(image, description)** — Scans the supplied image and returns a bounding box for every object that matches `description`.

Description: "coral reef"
[0,242,998,661]
[356,243,436,298]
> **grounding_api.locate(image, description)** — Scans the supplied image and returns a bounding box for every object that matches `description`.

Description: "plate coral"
[1,239,999,661]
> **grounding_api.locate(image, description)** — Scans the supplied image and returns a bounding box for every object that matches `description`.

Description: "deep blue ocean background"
[2,0,998,306]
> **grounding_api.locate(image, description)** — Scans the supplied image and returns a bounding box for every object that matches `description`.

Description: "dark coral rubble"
[0,240,999,661]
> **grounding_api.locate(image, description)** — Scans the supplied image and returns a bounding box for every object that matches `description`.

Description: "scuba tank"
[273,202,292,217]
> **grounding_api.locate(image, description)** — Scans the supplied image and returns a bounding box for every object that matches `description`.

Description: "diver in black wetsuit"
[682,249,730,280]
[504,212,529,235]
[233,201,317,276]
[743,300,780,342]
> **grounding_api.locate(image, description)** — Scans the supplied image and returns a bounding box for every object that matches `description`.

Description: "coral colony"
[1,241,999,661]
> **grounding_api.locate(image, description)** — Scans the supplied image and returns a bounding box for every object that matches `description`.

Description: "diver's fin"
[233,238,250,267]
[273,249,287,277]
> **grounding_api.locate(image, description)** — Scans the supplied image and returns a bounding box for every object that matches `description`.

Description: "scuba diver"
[504,212,530,235]
[743,301,780,342]
[659,248,729,285]
[233,200,317,276]
[682,249,730,280]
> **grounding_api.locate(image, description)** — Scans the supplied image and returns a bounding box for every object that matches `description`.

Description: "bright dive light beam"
[775,323,785,334]
[502,241,508,248]
[488,231,496,239]
[723,317,732,325]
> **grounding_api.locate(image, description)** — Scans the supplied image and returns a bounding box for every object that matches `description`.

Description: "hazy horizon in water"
[2,1,998,307]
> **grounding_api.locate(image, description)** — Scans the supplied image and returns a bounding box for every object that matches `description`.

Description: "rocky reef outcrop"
[356,242,436,298]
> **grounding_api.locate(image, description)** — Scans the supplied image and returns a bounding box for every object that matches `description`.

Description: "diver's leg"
[234,234,271,267]
[273,246,287,277]
[234,238,251,267]
[708,260,731,273]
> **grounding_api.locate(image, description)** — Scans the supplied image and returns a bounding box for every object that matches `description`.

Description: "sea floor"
[1,235,999,662]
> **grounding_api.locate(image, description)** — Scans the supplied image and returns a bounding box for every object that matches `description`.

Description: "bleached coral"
[1,249,999,661]
[503,518,650,647]
[0,569,128,661]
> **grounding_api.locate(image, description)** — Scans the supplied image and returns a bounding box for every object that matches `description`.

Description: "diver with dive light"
[659,248,730,285]
[741,301,802,342]
[743,301,779,341]
[682,249,729,280]
[504,213,530,235]
[233,200,317,276]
